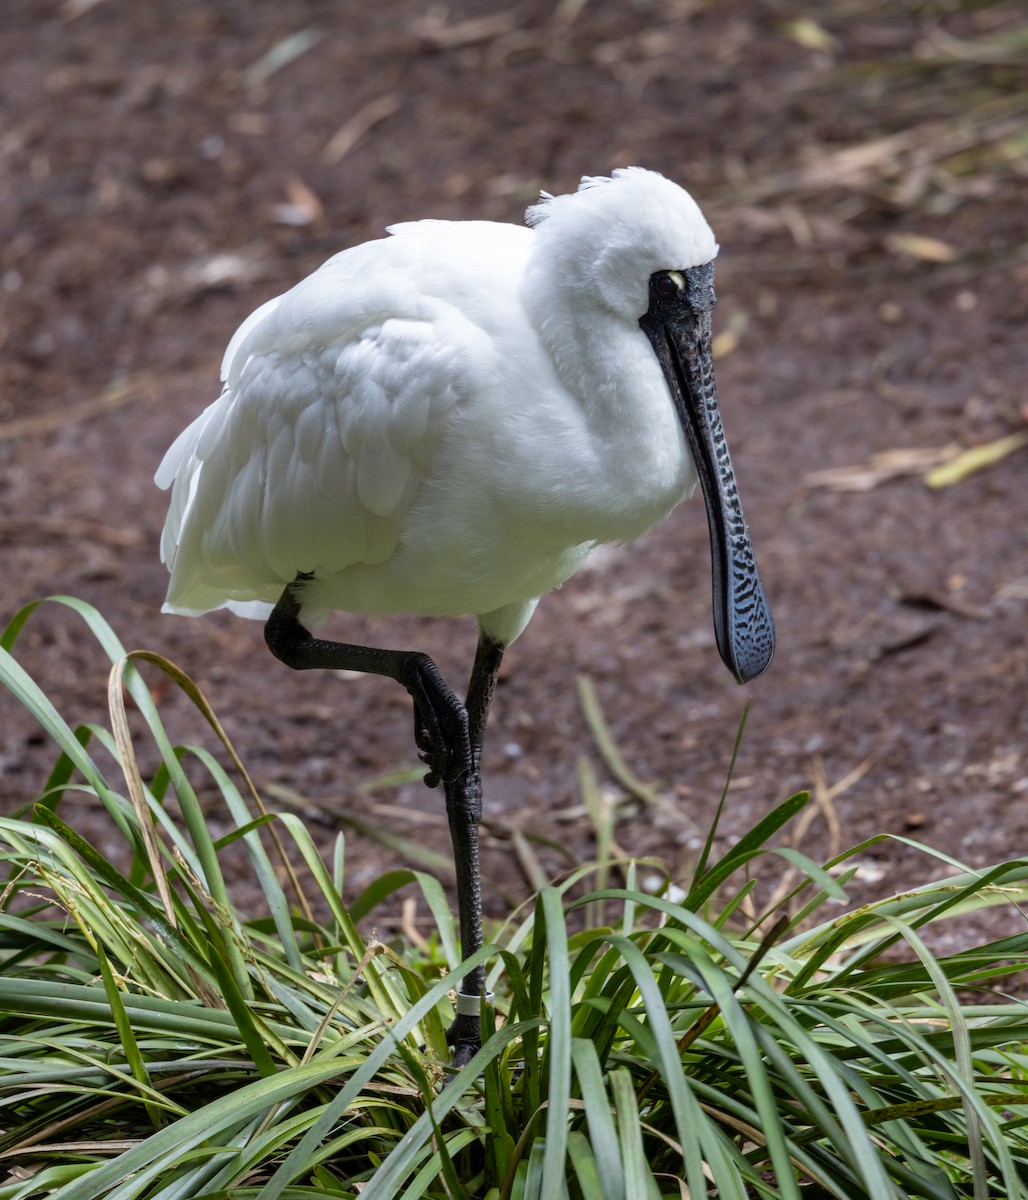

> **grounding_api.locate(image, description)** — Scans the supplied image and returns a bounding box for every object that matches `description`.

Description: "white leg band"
[455,990,495,1016]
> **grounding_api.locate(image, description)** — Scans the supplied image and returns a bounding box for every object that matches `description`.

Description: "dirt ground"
[2,1,1026,952]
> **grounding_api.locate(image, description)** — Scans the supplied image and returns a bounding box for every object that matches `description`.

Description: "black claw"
[412,710,470,787]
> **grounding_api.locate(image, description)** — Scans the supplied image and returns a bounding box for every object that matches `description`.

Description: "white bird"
[156,167,774,1064]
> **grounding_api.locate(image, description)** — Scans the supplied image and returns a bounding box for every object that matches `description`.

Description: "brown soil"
[2,1,1026,951]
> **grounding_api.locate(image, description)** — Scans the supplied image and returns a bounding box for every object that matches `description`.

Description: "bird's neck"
[520,275,693,538]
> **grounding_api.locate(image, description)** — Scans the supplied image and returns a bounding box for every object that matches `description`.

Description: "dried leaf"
[181,252,266,291]
[270,177,324,227]
[924,432,1028,488]
[783,18,837,52]
[243,29,324,92]
[712,330,739,359]
[885,233,958,263]
[713,310,748,359]
[805,446,958,492]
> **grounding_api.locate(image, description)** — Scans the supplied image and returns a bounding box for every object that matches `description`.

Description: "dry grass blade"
[413,7,525,49]
[512,827,550,893]
[577,675,698,831]
[765,756,871,914]
[921,20,1028,65]
[123,650,316,928]
[322,94,401,166]
[0,516,141,547]
[0,374,156,443]
[730,102,1028,206]
[107,658,176,927]
[810,434,1028,495]
[243,28,324,92]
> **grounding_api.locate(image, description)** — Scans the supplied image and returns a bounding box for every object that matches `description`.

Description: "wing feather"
[294,399,324,463]
[156,273,468,615]
[357,441,411,518]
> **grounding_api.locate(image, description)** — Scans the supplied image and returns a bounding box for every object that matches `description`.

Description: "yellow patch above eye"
[667,271,686,290]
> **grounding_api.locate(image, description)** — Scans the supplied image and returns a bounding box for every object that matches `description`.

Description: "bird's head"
[525,167,718,321]
[526,168,775,685]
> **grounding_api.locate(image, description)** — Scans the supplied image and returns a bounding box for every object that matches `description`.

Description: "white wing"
[157,251,477,617]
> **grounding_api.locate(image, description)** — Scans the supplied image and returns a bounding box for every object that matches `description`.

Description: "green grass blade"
[186,745,303,973]
[693,700,750,878]
[94,944,163,1130]
[610,1069,659,1200]
[565,1130,606,1200]
[570,1039,624,1200]
[255,947,494,1200]
[45,1062,348,1200]
[539,888,572,1200]
[685,791,810,909]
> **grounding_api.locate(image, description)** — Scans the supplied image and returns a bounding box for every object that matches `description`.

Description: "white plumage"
[157,168,720,647]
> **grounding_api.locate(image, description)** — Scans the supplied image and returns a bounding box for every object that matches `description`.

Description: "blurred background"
[1,0,1025,940]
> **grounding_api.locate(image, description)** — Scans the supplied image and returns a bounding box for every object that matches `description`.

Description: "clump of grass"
[1,597,1027,1199]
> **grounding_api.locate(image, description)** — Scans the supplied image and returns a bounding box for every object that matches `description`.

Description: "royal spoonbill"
[156,167,775,1065]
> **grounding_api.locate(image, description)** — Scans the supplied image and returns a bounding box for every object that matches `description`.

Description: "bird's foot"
[404,656,472,787]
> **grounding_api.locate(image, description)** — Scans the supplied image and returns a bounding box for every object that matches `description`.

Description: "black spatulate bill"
[640,263,775,684]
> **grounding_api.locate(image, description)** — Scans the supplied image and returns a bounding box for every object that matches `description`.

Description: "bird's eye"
[654,271,685,298]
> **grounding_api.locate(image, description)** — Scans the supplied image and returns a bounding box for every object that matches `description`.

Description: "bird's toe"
[412,695,471,787]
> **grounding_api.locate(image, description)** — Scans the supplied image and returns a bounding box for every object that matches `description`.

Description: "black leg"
[265,578,505,1068]
[445,634,504,1066]
[265,578,470,786]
